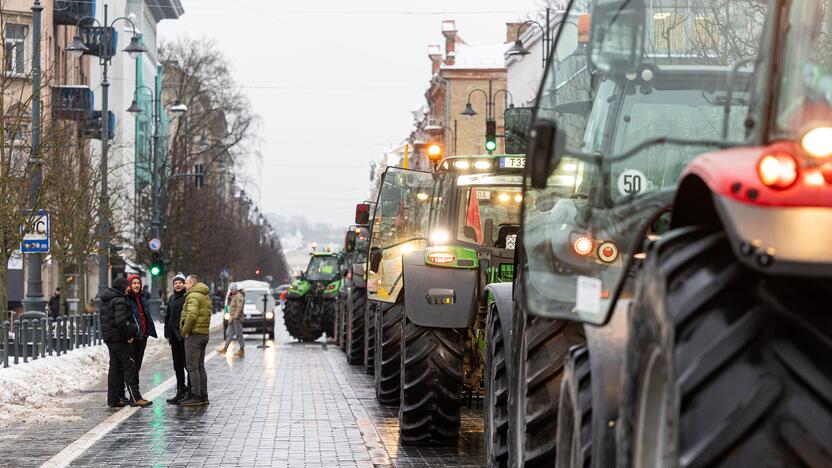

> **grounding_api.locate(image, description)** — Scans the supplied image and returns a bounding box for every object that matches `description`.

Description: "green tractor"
[283,252,343,342]
[367,153,525,445]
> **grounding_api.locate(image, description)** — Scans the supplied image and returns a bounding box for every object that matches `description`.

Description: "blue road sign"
[21,210,50,254]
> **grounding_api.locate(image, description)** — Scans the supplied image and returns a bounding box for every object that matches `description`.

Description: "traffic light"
[485,120,497,153]
[150,251,163,277]
[255,267,262,277]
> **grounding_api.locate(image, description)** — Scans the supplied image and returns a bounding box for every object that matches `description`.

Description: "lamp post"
[20,0,46,319]
[506,8,554,69]
[460,80,514,154]
[66,5,146,301]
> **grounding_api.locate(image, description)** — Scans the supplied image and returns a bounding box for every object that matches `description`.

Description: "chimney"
[442,20,457,65]
[428,44,443,75]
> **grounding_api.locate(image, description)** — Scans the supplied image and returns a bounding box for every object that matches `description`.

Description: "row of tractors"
[286,0,832,466]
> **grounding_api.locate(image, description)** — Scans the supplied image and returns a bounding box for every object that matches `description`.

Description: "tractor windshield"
[456,182,523,247]
[522,0,769,324]
[306,256,339,282]
[775,0,832,138]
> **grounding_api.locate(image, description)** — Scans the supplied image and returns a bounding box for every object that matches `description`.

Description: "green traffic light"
[150,265,161,276]
[485,140,497,152]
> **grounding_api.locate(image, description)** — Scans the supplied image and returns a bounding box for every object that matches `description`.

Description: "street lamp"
[459,81,514,154]
[67,6,145,303]
[505,8,554,69]
[170,101,188,115]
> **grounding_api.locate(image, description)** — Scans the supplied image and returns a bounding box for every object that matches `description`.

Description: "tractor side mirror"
[527,120,562,189]
[369,247,383,273]
[589,0,646,73]
[463,226,478,242]
[483,219,495,247]
[345,230,357,252]
[355,203,371,225]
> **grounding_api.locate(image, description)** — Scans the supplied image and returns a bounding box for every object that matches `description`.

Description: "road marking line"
[41,350,219,468]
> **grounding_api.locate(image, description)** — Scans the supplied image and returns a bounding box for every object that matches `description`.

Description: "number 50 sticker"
[617,169,651,196]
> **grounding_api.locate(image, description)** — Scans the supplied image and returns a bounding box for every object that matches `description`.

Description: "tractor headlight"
[265,311,274,320]
[430,230,449,244]
[224,313,230,321]
[802,127,832,158]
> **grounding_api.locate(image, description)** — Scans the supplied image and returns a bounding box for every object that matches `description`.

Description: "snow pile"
[0,323,167,428]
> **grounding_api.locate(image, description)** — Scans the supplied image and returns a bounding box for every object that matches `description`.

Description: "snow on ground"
[0,316,224,428]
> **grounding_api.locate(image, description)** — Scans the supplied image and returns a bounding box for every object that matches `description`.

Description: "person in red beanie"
[126,274,158,384]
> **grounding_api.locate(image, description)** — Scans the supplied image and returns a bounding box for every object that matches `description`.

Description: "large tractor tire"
[510,233,586,468]
[485,304,510,467]
[364,300,376,375]
[619,227,832,468]
[346,288,366,365]
[555,345,592,468]
[374,299,403,406]
[339,297,348,351]
[399,318,464,446]
[283,299,324,342]
[322,301,335,338]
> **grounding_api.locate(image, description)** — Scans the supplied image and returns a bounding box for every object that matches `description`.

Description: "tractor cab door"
[367,167,435,303]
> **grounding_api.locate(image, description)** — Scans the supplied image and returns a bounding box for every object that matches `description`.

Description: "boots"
[234,348,245,357]
[217,346,228,353]
[166,386,190,405]
[130,398,153,407]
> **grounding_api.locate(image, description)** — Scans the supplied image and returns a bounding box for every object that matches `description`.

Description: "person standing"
[100,277,151,408]
[48,287,65,319]
[164,273,190,404]
[179,274,212,406]
[126,274,158,381]
[218,284,245,357]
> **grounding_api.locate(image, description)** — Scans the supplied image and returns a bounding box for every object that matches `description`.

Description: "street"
[0,313,484,468]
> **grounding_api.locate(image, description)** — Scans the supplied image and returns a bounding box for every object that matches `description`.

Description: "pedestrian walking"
[164,272,191,404]
[48,287,65,319]
[100,277,152,408]
[179,274,212,407]
[126,274,158,382]
[218,283,245,357]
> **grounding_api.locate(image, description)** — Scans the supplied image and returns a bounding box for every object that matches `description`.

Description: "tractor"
[282,252,343,342]
[505,0,832,467]
[367,153,527,445]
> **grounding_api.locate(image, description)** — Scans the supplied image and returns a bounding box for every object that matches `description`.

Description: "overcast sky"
[158,0,541,226]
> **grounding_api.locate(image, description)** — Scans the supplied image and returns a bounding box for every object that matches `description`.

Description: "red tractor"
[506,0,832,467]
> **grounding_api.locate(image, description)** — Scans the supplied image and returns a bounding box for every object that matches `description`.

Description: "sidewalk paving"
[1,313,485,467]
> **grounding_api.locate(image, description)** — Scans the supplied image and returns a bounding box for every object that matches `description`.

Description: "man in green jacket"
[179,274,212,406]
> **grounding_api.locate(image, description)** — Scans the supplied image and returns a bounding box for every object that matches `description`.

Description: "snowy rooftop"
[441,43,508,70]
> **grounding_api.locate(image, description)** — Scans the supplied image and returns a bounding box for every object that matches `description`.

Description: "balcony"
[79,27,117,58]
[51,86,93,120]
[82,111,115,140]
[54,0,96,27]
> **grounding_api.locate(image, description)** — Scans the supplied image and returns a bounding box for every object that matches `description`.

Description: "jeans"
[170,338,190,390]
[107,341,141,404]
[185,334,209,398]
[224,319,245,350]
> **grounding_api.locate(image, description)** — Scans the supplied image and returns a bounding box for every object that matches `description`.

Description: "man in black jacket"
[101,277,152,408]
[164,272,190,404]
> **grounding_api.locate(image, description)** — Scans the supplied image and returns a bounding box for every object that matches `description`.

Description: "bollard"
[80,314,86,347]
[46,318,53,356]
[2,321,9,368]
[68,316,75,351]
[94,314,101,345]
[13,320,20,365]
[22,320,28,363]
[58,317,64,355]
[40,318,46,358]
[31,320,38,360]
[74,315,80,349]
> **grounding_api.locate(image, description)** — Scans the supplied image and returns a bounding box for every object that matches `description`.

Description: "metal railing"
[1,313,102,368]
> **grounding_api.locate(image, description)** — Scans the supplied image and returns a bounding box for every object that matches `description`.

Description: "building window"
[2,124,29,175]
[194,163,204,188]
[4,24,27,75]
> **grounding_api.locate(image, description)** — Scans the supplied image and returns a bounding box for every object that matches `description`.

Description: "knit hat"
[127,273,141,285]
[173,272,186,283]
[229,283,238,292]
[112,277,130,293]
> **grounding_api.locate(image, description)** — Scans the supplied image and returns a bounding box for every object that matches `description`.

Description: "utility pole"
[21,0,47,319]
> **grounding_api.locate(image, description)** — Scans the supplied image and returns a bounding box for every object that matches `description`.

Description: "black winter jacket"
[100,288,138,343]
[164,289,187,342]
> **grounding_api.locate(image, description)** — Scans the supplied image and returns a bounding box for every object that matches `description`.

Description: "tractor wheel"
[346,288,366,365]
[322,301,335,338]
[374,299,403,406]
[364,300,376,375]
[340,297,348,351]
[283,299,323,342]
[619,227,832,468]
[399,318,464,446]
[555,345,592,468]
[485,304,510,467]
[333,298,342,346]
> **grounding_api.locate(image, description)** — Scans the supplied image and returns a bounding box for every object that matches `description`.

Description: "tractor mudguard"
[484,282,513,376]
[674,145,832,277]
[352,263,367,288]
[402,250,478,328]
[585,297,630,467]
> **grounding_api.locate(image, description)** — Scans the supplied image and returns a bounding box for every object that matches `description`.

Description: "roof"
[146,0,185,21]
[441,43,508,70]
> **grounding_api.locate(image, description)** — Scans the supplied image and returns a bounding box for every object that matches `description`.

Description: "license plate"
[499,157,525,169]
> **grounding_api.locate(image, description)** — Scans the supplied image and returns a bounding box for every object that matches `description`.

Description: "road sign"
[21,210,49,253]
[148,238,162,252]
